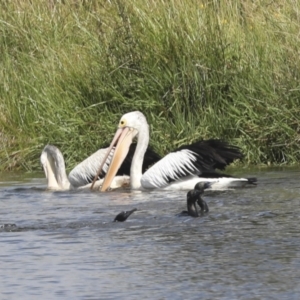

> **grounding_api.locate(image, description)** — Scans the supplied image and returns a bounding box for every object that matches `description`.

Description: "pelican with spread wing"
[95,111,257,191]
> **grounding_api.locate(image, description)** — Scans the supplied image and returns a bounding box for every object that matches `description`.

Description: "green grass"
[0,0,300,171]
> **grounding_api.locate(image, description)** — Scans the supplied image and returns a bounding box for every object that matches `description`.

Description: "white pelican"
[40,143,160,191]
[96,111,257,191]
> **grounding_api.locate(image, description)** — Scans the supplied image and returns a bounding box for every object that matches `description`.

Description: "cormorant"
[178,182,211,217]
[114,208,137,222]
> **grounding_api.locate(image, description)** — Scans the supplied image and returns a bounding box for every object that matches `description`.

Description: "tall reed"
[0,0,299,171]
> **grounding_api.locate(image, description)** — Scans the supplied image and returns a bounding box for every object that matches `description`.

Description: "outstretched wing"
[141,139,243,189]
[69,144,161,187]
[175,139,243,171]
[68,147,114,187]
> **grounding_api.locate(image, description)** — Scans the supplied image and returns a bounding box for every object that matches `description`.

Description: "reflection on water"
[1,168,300,299]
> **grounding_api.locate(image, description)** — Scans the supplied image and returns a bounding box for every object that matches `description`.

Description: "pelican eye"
[120,120,126,126]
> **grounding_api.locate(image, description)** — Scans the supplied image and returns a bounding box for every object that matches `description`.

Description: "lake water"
[1,168,300,299]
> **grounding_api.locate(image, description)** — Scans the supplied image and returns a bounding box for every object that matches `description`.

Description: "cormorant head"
[194,181,211,192]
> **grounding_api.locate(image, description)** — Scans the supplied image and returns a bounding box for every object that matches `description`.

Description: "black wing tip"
[175,138,244,171]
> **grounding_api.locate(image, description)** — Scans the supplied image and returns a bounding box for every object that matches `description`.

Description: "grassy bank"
[0,0,300,171]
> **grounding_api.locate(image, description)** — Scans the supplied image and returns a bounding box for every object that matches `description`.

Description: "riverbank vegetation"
[0,0,300,171]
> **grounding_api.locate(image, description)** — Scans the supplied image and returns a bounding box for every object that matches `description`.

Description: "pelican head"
[118,111,148,132]
[40,145,70,190]
[95,111,150,191]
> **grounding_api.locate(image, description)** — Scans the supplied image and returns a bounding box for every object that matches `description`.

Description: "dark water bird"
[114,208,137,222]
[0,223,18,232]
[178,182,211,217]
[194,182,211,213]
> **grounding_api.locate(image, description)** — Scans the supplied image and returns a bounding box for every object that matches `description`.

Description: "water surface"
[1,168,300,299]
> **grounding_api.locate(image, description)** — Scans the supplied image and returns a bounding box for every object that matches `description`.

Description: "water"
[1,169,300,299]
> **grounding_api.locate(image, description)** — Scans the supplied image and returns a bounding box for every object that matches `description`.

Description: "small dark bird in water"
[0,223,17,229]
[194,182,211,213]
[178,182,211,217]
[114,208,137,222]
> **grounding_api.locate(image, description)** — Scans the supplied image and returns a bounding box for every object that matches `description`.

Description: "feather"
[69,143,161,187]
[141,139,243,189]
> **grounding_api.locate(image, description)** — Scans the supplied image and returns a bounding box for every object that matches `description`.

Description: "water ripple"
[1,170,300,299]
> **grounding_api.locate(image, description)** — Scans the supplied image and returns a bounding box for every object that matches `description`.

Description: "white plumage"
[68,147,114,187]
[141,150,199,188]
[40,145,129,191]
[98,111,257,191]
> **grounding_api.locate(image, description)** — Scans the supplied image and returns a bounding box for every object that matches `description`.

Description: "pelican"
[40,143,160,191]
[96,111,257,191]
